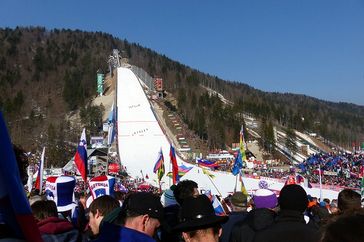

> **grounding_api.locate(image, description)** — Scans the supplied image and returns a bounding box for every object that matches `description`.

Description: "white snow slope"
[116,67,339,200]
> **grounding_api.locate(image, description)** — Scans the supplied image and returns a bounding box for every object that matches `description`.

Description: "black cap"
[126,192,164,222]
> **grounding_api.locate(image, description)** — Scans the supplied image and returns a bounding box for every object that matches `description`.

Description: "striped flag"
[153,148,165,181]
[205,190,226,216]
[170,144,179,184]
[74,128,88,182]
[0,111,42,241]
[34,147,45,195]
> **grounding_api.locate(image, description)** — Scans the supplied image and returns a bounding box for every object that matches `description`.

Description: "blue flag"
[231,151,243,176]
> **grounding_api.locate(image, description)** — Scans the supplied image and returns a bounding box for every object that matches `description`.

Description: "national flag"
[239,125,247,161]
[0,111,42,241]
[74,128,88,182]
[170,144,179,184]
[239,170,248,196]
[153,148,165,181]
[231,150,243,176]
[204,190,226,216]
[34,147,45,194]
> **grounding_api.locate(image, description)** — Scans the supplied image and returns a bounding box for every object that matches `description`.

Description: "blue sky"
[1,0,363,105]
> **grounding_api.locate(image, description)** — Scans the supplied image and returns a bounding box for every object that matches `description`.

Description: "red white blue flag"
[34,147,45,194]
[169,144,179,184]
[0,111,42,241]
[205,190,226,216]
[74,128,88,182]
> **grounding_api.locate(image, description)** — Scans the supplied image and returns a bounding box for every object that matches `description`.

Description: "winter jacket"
[37,217,79,242]
[229,208,276,242]
[253,210,319,242]
[220,211,248,242]
[93,222,156,242]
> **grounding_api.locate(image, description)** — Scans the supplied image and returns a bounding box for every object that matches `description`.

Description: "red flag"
[170,144,179,184]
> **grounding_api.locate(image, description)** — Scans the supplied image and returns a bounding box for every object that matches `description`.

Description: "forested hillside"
[0,27,363,166]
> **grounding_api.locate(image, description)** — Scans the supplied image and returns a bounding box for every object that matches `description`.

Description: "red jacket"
[37,217,74,234]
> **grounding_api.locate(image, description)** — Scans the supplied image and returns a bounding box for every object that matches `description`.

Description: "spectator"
[173,180,199,205]
[88,195,120,237]
[220,192,248,242]
[229,189,277,242]
[159,185,182,242]
[320,208,364,242]
[254,184,319,242]
[174,195,228,242]
[31,200,79,242]
[337,189,361,213]
[94,192,164,242]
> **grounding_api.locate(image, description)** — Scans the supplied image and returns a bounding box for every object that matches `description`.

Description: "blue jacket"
[93,223,156,242]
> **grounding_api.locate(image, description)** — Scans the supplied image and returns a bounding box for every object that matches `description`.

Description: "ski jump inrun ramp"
[116,66,339,199]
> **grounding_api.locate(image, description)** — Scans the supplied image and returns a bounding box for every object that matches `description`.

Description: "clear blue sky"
[1,0,363,105]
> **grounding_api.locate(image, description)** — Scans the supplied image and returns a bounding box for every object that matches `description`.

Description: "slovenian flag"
[170,144,179,184]
[34,147,45,194]
[153,148,165,181]
[0,111,42,241]
[74,128,88,182]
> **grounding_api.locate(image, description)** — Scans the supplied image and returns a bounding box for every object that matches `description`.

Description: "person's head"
[173,180,199,205]
[13,144,28,185]
[279,184,308,213]
[31,200,58,221]
[230,192,248,211]
[89,195,120,236]
[252,189,277,209]
[174,195,228,242]
[337,189,361,212]
[120,192,164,237]
[320,209,364,242]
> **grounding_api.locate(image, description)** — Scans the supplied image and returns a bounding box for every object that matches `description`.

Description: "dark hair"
[320,209,364,242]
[173,180,198,205]
[31,200,58,220]
[89,195,119,216]
[185,224,221,239]
[13,144,28,185]
[337,189,361,212]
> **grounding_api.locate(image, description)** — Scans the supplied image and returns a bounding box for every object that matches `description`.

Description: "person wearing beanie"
[229,189,277,242]
[160,185,183,242]
[254,184,319,242]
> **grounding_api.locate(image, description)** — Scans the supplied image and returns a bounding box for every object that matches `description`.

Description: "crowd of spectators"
[297,152,364,189]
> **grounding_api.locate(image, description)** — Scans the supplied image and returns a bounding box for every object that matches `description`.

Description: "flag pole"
[234,175,238,193]
[318,163,322,201]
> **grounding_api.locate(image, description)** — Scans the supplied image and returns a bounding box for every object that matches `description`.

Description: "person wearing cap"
[254,184,319,242]
[94,192,164,242]
[229,189,277,242]
[174,195,228,242]
[219,192,248,242]
[88,195,120,238]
